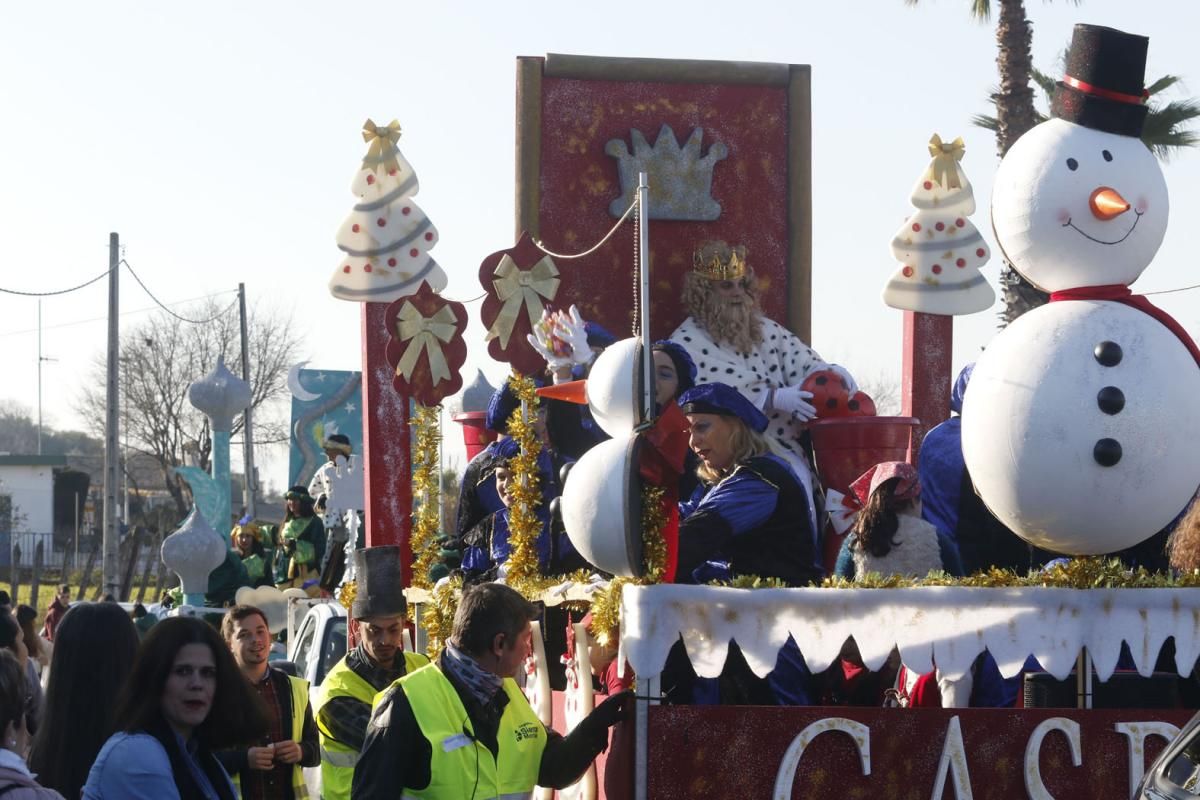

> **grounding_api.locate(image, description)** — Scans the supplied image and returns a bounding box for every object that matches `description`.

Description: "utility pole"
[36,300,42,455]
[36,300,57,457]
[238,283,257,520]
[102,233,121,598]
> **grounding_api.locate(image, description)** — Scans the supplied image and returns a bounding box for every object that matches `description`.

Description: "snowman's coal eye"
[1102,150,1113,162]
[1066,158,1079,171]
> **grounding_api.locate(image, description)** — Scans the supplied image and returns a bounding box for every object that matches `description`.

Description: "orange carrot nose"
[1090,187,1131,220]
[535,379,588,405]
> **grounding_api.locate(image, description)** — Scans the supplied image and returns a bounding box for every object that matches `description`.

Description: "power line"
[0,289,240,338]
[0,265,115,297]
[122,259,238,324]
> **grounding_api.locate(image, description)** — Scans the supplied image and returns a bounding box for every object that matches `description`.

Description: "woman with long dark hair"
[82,616,268,800]
[28,603,139,800]
[834,461,964,580]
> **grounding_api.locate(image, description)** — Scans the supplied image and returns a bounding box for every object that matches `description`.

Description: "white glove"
[771,384,817,422]
[829,364,859,395]
[526,310,572,371]
[552,305,594,366]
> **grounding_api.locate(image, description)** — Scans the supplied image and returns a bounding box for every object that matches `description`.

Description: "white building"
[0,455,66,534]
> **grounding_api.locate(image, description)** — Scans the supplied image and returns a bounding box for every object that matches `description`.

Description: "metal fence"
[1,531,159,576]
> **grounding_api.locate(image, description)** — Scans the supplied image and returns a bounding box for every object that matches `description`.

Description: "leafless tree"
[79,297,303,521]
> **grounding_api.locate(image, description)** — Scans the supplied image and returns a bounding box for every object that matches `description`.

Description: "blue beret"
[584,321,617,349]
[677,383,768,433]
[484,377,543,433]
[492,436,521,461]
[485,382,518,433]
[652,340,697,394]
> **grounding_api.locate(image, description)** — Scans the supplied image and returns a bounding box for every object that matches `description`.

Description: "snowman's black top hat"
[1051,24,1149,138]
[350,545,406,620]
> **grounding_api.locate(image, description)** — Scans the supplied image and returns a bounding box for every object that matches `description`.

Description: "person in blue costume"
[458,437,579,583]
[669,382,822,707]
[917,364,973,545]
[676,383,823,586]
[919,363,1051,575]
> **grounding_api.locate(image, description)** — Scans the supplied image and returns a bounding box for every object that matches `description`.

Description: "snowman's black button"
[1094,438,1122,467]
[1097,386,1125,415]
[1094,341,1123,367]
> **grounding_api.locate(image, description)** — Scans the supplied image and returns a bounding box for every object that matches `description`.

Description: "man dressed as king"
[670,240,857,528]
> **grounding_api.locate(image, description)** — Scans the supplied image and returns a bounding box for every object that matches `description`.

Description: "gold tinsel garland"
[587,484,670,648]
[422,573,462,659]
[501,374,546,597]
[808,556,1200,589]
[409,404,442,590]
[337,580,357,611]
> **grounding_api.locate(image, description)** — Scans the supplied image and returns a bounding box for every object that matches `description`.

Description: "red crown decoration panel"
[536,77,791,340]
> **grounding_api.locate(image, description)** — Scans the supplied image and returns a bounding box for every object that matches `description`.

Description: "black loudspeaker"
[1023,670,1182,709]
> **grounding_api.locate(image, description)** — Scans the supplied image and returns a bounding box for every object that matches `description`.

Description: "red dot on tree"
[352,224,360,233]
[902,266,914,277]
[376,218,386,227]
[935,222,945,231]
[976,248,986,257]
[424,232,433,241]
[388,257,397,267]
[410,248,419,258]
[388,169,397,176]
[343,265,350,273]
[923,181,932,190]
[912,222,921,232]
[364,264,373,273]
[366,174,375,185]
[956,258,966,268]
[402,207,412,216]
[956,218,965,227]
[932,264,942,274]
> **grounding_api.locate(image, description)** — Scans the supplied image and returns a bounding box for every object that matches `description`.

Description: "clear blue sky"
[3,0,1199,490]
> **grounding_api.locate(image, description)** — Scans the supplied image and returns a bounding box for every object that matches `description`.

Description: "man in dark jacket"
[352,583,631,799]
[219,605,319,800]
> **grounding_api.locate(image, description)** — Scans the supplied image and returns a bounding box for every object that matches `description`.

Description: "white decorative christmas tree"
[329,119,448,303]
[882,134,994,315]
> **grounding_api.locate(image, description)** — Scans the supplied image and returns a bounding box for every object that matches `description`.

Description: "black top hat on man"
[1051,23,1149,138]
[351,545,406,620]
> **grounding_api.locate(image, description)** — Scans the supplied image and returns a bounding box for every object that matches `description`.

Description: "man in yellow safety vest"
[218,605,319,800]
[352,582,632,799]
[315,546,429,799]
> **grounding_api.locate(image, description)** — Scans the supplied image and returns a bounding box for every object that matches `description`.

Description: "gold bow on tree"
[926,133,965,190]
[486,254,560,348]
[361,118,402,174]
[394,301,458,385]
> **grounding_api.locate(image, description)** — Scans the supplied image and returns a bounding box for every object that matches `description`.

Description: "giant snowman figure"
[962,24,1200,556]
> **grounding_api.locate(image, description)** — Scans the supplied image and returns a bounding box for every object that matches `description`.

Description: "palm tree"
[974,60,1200,323]
[905,0,1079,323]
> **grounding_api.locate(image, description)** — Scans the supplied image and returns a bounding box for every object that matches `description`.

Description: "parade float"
[327,29,1200,800]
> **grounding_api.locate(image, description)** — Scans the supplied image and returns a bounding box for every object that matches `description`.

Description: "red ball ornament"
[364,264,373,273]
[955,218,965,227]
[376,218,386,227]
[343,265,351,273]
[912,222,921,232]
[410,248,419,258]
[388,257,397,267]
[932,264,942,274]
[352,224,360,233]
[902,266,914,278]
[976,248,986,257]
[800,369,852,418]
[845,391,877,417]
[956,258,966,268]
[935,222,945,231]
[366,174,375,185]
[424,232,434,241]
[402,207,411,215]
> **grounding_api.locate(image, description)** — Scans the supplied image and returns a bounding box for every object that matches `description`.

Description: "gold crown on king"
[693,246,747,280]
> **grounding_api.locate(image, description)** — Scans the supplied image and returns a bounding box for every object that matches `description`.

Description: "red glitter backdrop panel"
[536,77,791,341]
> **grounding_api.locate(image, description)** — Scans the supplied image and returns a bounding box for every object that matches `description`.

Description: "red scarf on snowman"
[1050,284,1200,368]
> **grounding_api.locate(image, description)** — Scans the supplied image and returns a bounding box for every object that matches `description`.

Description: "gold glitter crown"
[692,245,747,280]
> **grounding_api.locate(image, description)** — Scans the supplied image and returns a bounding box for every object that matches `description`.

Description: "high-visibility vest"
[315,651,429,800]
[232,672,311,800]
[393,663,546,800]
